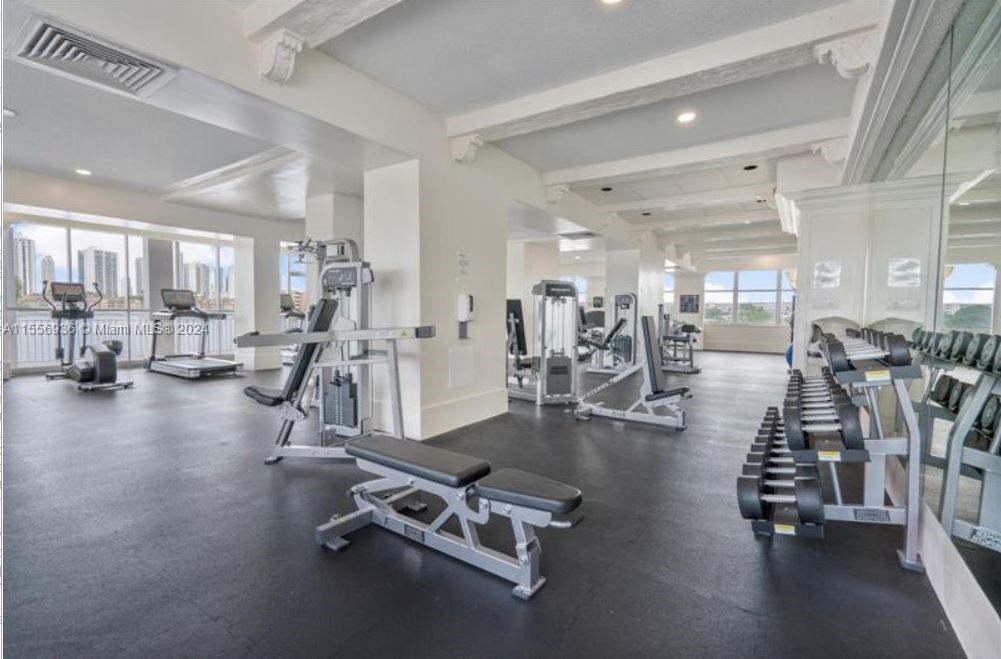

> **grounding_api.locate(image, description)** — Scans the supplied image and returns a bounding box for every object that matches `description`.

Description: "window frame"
[941,262,997,333]
[704,269,795,326]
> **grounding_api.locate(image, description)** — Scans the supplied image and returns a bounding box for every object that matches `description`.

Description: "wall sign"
[813,260,842,289]
[887,257,921,288]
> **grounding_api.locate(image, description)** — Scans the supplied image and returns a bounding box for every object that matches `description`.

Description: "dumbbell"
[930,374,955,406]
[947,378,970,414]
[922,331,940,353]
[911,327,924,345]
[949,331,974,362]
[979,396,1000,436]
[766,403,864,451]
[960,333,989,366]
[977,335,999,371]
[935,331,959,358]
[820,335,911,372]
[736,473,825,525]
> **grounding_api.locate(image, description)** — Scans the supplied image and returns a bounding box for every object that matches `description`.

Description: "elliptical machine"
[43,280,133,391]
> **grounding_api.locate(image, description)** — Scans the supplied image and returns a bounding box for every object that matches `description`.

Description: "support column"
[521,242,559,357]
[364,160,422,438]
[674,271,707,350]
[304,192,364,303]
[234,235,282,370]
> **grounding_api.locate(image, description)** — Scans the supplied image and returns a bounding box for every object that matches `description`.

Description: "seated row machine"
[315,436,584,599]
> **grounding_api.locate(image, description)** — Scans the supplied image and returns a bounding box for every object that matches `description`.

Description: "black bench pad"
[244,385,284,406]
[646,386,689,402]
[346,436,491,487]
[473,468,582,514]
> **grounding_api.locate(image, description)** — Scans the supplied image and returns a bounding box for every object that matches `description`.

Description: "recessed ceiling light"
[642,212,652,216]
[755,196,766,203]
[744,220,752,224]
[743,164,758,171]
[601,0,624,5]
[2,107,16,118]
[75,168,92,176]
[676,111,697,124]
[958,201,971,206]
[575,255,582,260]
[600,186,613,192]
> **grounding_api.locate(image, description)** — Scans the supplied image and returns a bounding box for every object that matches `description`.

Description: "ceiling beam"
[692,243,798,263]
[600,182,774,214]
[681,235,796,253]
[446,0,879,142]
[243,0,404,47]
[949,219,1001,237]
[159,147,301,201]
[659,222,785,246]
[628,209,778,232]
[543,118,849,187]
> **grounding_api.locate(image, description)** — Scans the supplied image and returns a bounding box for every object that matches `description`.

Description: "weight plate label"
[817,450,842,462]
[404,526,425,543]
[853,508,891,523]
[865,369,891,382]
[773,524,796,536]
[970,527,1001,551]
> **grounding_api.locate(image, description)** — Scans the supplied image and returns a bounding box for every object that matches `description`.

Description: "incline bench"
[315,436,584,599]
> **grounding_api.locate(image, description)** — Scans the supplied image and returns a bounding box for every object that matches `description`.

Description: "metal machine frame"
[575,316,688,429]
[657,304,701,374]
[587,293,637,375]
[147,288,242,379]
[507,280,579,405]
[279,292,305,366]
[236,318,435,463]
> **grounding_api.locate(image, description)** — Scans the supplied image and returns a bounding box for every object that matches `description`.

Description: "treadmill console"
[49,282,87,303]
[161,288,197,310]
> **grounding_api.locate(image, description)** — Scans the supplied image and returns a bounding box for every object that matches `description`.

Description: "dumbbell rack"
[738,330,926,572]
[910,328,1001,553]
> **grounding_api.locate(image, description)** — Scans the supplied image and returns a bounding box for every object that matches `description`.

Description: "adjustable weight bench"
[315,436,584,599]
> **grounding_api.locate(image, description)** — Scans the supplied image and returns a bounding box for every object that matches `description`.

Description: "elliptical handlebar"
[41,280,56,311]
[88,282,104,312]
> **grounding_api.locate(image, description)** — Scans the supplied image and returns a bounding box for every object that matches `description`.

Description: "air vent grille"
[558,231,598,240]
[15,19,175,96]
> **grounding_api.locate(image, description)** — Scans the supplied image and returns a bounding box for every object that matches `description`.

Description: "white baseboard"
[418,387,509,440]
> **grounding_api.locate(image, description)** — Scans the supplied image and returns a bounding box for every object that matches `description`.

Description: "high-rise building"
[13,234,37,295]
[77,248,119,298]
[183,262,213,298]
[41,254,56,284]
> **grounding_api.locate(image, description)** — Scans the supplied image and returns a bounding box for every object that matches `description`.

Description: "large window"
[704,269,795,325]
[5,220,238,368]
[704,271,735,324]
[279,241,308,312]
[663,272,675,316]
[942,263,996,332]
[559,275,589,306]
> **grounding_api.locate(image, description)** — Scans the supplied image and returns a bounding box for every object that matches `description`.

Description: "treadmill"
[146,288,242,379]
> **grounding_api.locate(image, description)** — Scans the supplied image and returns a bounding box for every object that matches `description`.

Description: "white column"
[674,271,707,350]
[364,160,422,438]
[636,232,665,322]
[233,235,282,370]
[304,192,365,303]
[521,242,559,356]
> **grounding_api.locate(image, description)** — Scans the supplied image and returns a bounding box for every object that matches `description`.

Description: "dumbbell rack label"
[970,527,1001,552]
[864,369,891,384]
[773,524,796,536]
[816,450,842,462]
[853,508,892,523]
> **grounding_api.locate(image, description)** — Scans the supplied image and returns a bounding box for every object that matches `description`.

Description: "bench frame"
[315,457,581,599]
[575,316,688,430]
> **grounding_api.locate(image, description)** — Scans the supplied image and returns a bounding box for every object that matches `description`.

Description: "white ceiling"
[319,0,850,115]
[3,61,275,191]
[494,64,855,172]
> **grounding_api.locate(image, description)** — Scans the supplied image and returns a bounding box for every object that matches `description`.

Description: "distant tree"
[943,304,993,332]
[739,304,774,324]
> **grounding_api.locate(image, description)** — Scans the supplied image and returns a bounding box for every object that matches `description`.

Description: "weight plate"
[824,340,851,373]
[994,337,1001,375]
[782,406,806,450]
[938,331,958,358]
[977,336,998,371]
[911,327,924,343]
[794,478,825,524]
[886,335,912,366]
[951,331,973,361]
[931,375,954,405]
[948,379,968,413]
[979,396,999,434]
[737,476,765,520]
[836,404,865,449]
[962,333,985,366]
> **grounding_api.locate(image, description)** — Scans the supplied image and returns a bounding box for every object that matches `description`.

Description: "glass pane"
[737,291,776,324]
[176,241,218,309]
[663,272,675,291]
[943,263,995,289]
[781,269,797,291]
[70,228,127,309]
[219,245,235,312]
[128,236,145,309]
[704,291,733,324]
[737,270,777,290]
[10,222,68,307]
[780,291,795,325]
[705,271,734,291]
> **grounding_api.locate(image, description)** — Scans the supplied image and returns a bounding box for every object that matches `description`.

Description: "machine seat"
[243,386,285,406]
[474,468,582,514]
[645,386,689,402]
[346,436,491,487]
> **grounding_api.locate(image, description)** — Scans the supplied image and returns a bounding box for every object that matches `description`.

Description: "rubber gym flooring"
[5,352,964,657]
